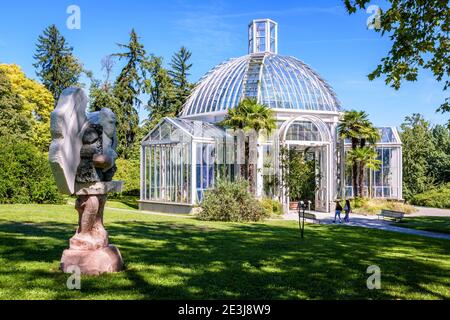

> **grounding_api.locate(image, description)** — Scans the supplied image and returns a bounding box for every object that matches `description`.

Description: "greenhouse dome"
[181,53,341,117]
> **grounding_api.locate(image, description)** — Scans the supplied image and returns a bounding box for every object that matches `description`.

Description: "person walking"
[344,199,351,223]
[334,200,343,223]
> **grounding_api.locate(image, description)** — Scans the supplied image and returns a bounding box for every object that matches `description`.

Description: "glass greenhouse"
[139,19,403,214]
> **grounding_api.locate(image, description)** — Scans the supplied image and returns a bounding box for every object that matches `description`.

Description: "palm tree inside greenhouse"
[338,110,381,198]
[346,146,381,198]
[221,98,276,194]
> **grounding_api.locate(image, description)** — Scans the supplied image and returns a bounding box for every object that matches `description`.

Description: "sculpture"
[49,88,123,275]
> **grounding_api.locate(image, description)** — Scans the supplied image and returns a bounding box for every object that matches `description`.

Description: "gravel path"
[284,211,450,241]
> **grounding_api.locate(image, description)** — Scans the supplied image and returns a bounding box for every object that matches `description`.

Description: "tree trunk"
[351,139,358,198]
[244,137,249,180]
[352,162,358,198]
[248,132,258,195]
[358,162,365,198]
[237,130,246,179]
[360,139,366,148]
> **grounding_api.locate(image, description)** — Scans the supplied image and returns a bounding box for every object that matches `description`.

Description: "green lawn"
[0,204,449,300]
[398,217,450,235]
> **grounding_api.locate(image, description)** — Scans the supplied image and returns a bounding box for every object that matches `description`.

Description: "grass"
[397,217,450,235]
[352,198,416,215]
[0,204,449,300]
[66,195,140,211]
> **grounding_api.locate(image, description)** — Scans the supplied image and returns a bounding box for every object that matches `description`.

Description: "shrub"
[351,198,416,215]
[0,138,63,204]
[261,198,284,216]
[411,184,450,209]
[112,158,140,197]
[198,179,268,222]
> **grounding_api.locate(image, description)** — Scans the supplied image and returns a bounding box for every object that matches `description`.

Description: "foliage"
[344,0,449,116]
[346,146,381,197]
[112,158,141,196]
[428,124,450,185]
[338,110,380,148]
[400,114,437,199]
[411,183,450,209]
[280,148,317,203]
[87,55,119,113]
[89,79,120,113]
[0,204,449,299]
[220,98,276,193]
[338,110,380,197]
[351,198,416,215]
[0,68,31,141]
[33,25,83,102]
[169,46,193,115]
[112,29,147,159]
[144,55,177,124]
[261,198,284,216]
[221,98,277,135]
[0,139,63,204]
[198,179,268,222]
[0,64,54,151]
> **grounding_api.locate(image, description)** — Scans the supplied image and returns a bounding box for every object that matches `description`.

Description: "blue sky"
[0,0,448,127]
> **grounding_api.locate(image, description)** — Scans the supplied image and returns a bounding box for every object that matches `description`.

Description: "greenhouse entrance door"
[284,144,329,212]
[280,116,333,213]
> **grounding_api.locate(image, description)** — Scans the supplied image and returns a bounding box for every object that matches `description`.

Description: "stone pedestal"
[61,246,123,276]
[60,181,124,275]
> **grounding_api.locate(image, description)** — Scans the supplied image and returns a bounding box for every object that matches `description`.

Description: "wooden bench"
[299,212,320,224]
[377,209,404,222]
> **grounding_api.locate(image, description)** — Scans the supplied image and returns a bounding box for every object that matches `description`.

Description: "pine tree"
[169,47,193,115]
[33,25,82,102]
[112,29,147,159]
[144,55,176,129]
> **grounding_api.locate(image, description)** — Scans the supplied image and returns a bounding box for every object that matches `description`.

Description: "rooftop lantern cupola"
[248,19,278,54]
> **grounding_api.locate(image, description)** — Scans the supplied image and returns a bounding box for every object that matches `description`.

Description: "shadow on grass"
[0,218,449,299]
[397,217,450,235]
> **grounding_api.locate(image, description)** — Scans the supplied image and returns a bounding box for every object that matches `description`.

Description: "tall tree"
[0,64,54,151]
[429,125,450,184]
[0,68,31,141]
[89,79,120,113]
[400,114,436,200]
[101,55,115,91]
[344,0,449,117]
[33,25,82,102]
[112,29,147,159]
[338,110,380,197]
[89,56,119,112]
[221,98,276,195]
[169,47,193,114]
[144,55,176,129]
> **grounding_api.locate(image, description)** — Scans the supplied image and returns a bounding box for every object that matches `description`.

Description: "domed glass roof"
[180,53,341,117]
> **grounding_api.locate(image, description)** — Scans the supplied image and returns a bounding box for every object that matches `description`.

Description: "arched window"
[285,121,322,142]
